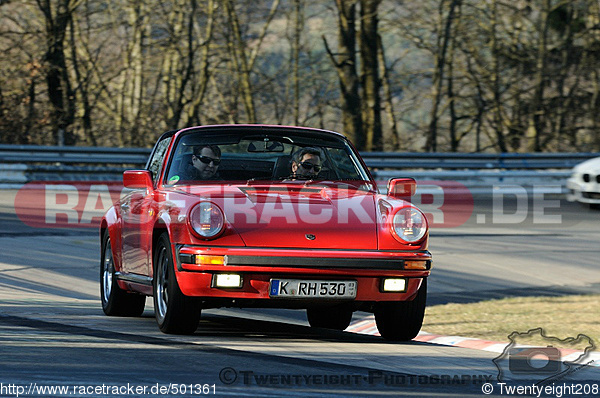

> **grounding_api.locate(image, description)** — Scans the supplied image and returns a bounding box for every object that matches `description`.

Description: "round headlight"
[189,201,224,239]
[391,207,427,243]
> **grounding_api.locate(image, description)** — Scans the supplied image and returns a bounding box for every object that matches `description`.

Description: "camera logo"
[508,346,561,374]
[493,328,596,384]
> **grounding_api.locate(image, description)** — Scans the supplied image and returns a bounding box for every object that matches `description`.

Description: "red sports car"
[100,125,431,340]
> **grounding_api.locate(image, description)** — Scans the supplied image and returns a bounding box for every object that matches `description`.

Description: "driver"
[182,145,221,180]
[291,147,322,179]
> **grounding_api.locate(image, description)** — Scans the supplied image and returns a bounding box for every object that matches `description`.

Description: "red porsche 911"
[100,125,431,340]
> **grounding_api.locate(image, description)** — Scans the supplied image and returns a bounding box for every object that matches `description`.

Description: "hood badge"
[305,234,316,241]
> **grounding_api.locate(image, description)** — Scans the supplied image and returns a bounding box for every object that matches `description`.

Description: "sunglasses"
[195,155,221,166]
[299,162,321,173]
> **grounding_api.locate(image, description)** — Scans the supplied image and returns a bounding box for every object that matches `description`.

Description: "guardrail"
[1,144,598,186]
[0,145,150,183]
[0,144,150,165]
[2,144,598,169]
[362,152,598,169]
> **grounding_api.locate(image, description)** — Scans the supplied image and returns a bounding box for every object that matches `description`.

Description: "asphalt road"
[0,189,599,397]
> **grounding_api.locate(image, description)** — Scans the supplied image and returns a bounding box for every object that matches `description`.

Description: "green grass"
[422,295,600,351]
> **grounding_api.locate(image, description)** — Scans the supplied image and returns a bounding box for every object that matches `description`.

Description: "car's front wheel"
[374,278,427,341]
[100,230,146,316]
[153,232,201,334]
[306,305,353,331]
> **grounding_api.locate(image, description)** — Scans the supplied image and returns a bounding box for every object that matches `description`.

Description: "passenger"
[291,147,322,179]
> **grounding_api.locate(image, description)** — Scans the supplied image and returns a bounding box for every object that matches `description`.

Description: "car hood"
[175,183,378,249]
[573,157,600,173]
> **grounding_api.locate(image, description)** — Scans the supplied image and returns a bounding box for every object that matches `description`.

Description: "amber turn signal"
[195,255,225,265]
[404,260,428,270]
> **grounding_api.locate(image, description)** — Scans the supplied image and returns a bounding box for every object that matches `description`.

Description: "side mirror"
[123,170,153,190]
[387,177,416,199]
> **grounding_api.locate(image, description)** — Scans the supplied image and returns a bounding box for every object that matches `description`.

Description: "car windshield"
[163,128,373,188]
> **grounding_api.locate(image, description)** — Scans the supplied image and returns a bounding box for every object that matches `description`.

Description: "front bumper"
[566,178,600,204]
[174,245,431,302]
[567,177,600,204]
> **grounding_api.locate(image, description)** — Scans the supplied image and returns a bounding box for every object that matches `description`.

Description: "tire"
[100,230,146,316]
[590,203,600,210]
[153,232,201,334]
[306,305,353,331]
[374,278,427,341]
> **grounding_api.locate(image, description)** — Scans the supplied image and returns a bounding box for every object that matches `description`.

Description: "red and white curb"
[347,315,600,367]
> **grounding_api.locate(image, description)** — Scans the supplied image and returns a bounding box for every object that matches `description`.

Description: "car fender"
[101,205,124,273]
[150,208,177,271]
[376,196,429,251]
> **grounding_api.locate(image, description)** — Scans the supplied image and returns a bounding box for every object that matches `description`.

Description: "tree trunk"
[25,67,37,141]
[162,0,200,130]
[426,0,460,152]
[187,0,216,126]
[68,15,95,145]
[446,3,459,152]
[490,0,507,152]
[116,0,148,146]
[377,35,399,150]
[224,0,256,123]
[530,0,551,152]
[359,0,382,151]
[324,0,363,148]
[36,0,80,145]
[292,0,303,125]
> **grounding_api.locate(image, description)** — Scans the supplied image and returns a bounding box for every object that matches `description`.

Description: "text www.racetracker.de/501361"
[0,383,217,397]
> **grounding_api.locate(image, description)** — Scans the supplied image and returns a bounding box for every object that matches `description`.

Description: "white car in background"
[567,157,600,209]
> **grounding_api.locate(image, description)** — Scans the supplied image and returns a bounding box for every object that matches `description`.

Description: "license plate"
[269,279,357,299]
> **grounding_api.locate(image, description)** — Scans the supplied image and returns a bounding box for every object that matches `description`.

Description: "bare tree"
[291,0,303,125]
[113,0,150,146]
[35,0,83,145]
[186,0,216,126]
[221,0,281,123]
[359,0,382,150]
[377,35,400,150]
[425,0,460,152]
[2,0,600,152]
[324,0,363,148]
